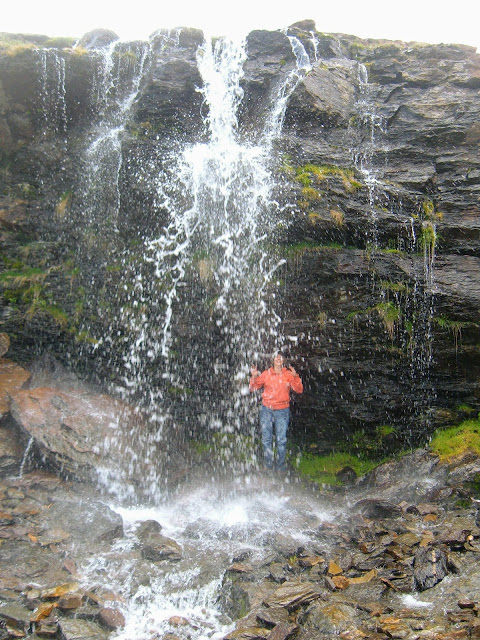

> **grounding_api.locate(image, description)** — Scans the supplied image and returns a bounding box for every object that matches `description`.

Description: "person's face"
[274,353,285,367]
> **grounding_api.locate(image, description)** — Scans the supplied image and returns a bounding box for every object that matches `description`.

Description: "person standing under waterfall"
[249,351,303,471]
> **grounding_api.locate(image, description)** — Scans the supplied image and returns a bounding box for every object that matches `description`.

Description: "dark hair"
[274,351,286,360]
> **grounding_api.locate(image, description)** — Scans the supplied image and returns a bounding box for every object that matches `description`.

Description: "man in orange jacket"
[249,351,303,471]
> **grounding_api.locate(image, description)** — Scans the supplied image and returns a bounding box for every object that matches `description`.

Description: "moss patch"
[429,418,480,461]
[293,451,379,486]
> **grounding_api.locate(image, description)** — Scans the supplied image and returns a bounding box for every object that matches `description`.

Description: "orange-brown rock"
[0,358,30,417]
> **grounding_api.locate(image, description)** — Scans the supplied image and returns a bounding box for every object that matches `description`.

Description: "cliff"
[0,23,479,449]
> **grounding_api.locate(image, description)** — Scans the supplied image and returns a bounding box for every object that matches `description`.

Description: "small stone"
[299,556,324,568]
[423,513,438,522]
[63,558,79,577]
[59,618,109,640]
[224,627,270,640]
[35,618,59,637]
[332,575,349,589]
[264,581,321,610]
[340,628,368,639]
[328,560,343,576]
[268,622,299,640]
[0,512,14,525]
[416,503,439,515]
[324,576,337,591]
[0,602,30,631]
[348,569,377,585]
[168,616,190,626]
[458,600,476,609]
[37,528,71,547]
[227,563,252,573]
[58,594,83,610]
[41,582,79,599]
[97,607,125,630]
[385,545,404,561]
[30,602,57,622]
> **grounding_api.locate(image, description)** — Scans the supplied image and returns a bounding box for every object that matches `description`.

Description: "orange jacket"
[249,367,303,410]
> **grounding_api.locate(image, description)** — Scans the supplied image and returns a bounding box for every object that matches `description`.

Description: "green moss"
[43,37,76,48]
[418,222,437,254]
[294,452,378,486]
[0,267,46,283]
[429,418,480,460]
[301,186,321,202]
[43,304,69,328]
[380,280,409,295]
[422,199,435,217]
[434,315,479,352]
[456,404,477,414]
[285,161,362,195]
[282,241,343,257]
[348,302,401,339]
[0,38,35,55]
[72,330,99,345]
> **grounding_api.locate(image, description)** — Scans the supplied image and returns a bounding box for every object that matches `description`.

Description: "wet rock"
[227,563,253,574]
[9,384,136,482]
[30,602,57,622]
[136,519,182,562]
[0,602,30,633]
[24,354,86,393]
[58,618,109,639]
[413,546,449,591]
[217,582,251,620]
[263,581,321,611]
[285,58,358,128]
[40,582,79,599]
[268,563,287,583]
[97,607,125,630]
[57,594,83,610]
[255,607,290,627]
[34,617,59,636]
[0,335,10,357]
[224,626,270,640]
[268,622,299,640]
[336,466,358,485]
[39,494,124,550]
[298,602,359,636]
[353,499,402,519]
[76,29,119,50]
[0,358,30,418]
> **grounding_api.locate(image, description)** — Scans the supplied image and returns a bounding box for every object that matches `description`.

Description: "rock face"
[0,23,479,447]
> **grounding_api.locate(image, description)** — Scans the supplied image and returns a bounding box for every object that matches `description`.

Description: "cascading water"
[36,49,68,143]
[350,62,387,247]
[350,62,438,442]
[92,33,313,499]
[76,40,151,233]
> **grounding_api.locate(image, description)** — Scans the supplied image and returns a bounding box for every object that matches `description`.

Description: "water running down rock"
[1,17,480,640]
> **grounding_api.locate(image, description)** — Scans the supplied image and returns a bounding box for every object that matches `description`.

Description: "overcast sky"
[2,0,479,51]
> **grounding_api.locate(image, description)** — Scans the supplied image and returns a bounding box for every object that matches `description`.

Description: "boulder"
[9,385,134,482]
[0,358,30,418]
[136,519,182,562]
[413,546,449,591]
[75,29,119,50]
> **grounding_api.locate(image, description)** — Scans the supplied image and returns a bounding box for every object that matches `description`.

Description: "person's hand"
[250,364,259,378]
[288,365,299,377]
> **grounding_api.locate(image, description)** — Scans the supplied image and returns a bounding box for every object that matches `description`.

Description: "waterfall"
[350,61,387,247]
[87,33,313,501]
[36,49,68,141]
[350,62,437,442]
[77,40,151,232]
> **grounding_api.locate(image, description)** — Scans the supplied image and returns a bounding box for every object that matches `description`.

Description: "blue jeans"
[260,405,290,471]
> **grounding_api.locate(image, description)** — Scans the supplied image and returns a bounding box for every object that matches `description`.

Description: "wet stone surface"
[0,449,479,639]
